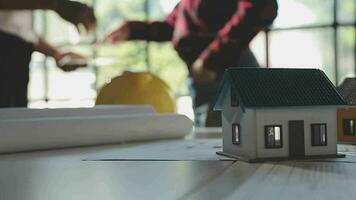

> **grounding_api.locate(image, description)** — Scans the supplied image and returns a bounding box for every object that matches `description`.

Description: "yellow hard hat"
[96,71,176,113]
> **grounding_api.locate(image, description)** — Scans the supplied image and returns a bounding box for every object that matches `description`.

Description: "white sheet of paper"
[84,138,232,161]
[0,112,193,153]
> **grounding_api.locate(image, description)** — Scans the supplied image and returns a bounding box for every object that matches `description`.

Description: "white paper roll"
[0,105,155,120]
[0,113,193,153]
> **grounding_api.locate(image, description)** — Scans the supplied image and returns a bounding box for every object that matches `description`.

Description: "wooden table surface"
[1,133,356,200]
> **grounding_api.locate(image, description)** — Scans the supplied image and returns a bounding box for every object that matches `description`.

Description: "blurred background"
[28,0,355,118]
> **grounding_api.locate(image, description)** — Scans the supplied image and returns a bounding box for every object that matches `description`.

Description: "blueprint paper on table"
[0,106,193,154]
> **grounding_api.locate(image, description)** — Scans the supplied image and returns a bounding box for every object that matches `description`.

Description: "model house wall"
[335,78,356,143]
[222,89,257,159]
[222,103,337,159]
[255,107,337,158]
[337,107,356,143]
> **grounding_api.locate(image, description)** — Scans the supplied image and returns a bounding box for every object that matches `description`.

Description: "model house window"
[311,124,327,146]
[265,125,282,148]
[343,119,356,136]
[231,88,239,106]
[232,124,240,145]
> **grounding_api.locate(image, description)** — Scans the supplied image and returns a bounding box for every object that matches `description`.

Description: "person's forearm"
[1,0,97,33]
[0,0,59,10]
[35,38,61,60]
[126,2,176,41]
[127,21,173,42]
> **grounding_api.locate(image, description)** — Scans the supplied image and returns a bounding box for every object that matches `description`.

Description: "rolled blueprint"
[0,105,155,120]
[0,107,193,153]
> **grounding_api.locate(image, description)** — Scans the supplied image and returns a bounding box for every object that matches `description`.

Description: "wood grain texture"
[1,139,356,200]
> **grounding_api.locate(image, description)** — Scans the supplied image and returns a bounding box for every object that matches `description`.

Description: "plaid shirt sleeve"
[199,0,278,73]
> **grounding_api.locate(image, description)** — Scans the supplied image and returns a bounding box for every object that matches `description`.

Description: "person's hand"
[191,59,217,85]
[54,0,96,33]
[54,52,87,72]
[102,22,130,44]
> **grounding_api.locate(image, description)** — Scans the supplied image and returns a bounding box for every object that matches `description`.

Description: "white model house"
[214,68,346,162]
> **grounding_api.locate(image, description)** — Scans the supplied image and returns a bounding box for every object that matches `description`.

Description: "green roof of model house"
[214,68,346,110]
[337,78,356,105]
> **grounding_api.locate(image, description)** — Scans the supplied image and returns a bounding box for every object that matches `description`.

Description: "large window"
[29,0,186,108]
[29,0,355,108]
[250,0,355,85]
[265,125,283,148]
[311,124,327,146]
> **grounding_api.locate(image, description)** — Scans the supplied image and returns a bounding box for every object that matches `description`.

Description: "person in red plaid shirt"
[104,0,278,126]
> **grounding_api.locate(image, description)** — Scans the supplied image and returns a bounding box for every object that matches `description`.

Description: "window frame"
[264,0,355,85]
[311,123,328,146]
[343,119,356,136]
[232,123,241,145]
[264,125,283,149]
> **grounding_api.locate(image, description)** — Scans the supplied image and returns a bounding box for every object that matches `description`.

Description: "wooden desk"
[1,138,356,200]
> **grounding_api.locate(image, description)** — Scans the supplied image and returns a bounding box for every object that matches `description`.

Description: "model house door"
[289,120,305,157]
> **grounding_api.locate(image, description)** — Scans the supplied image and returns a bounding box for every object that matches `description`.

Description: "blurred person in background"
[104,0,278,127]
[0,0,96,31]
[0,0,96,107]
